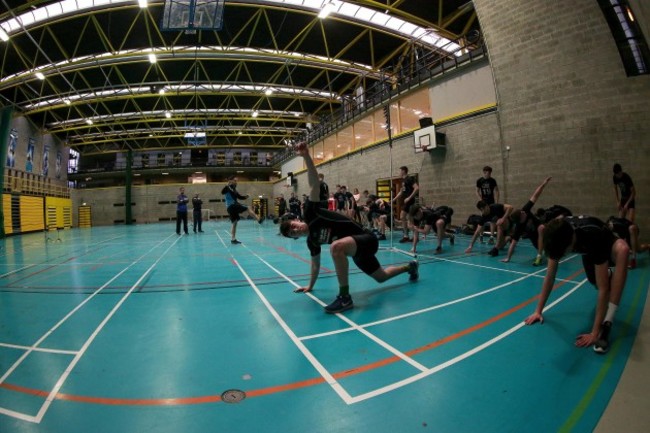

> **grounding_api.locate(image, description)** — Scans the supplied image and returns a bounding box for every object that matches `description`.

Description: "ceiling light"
[63,99,71,105]
[184,132,206,138]
[35,72,45,80]
[252,110,259,118]
[318,2,336,19]
[148,53,157,64]
[85,119,93,125]
[0,29,9,42]
[138,0,148,8]
[165,111,171,118]
[158,87,166,95]
[238,131,243,135]
[265,88,273,96]
[162,172,169,175]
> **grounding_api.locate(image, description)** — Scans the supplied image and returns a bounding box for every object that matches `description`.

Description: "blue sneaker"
[408,260,419,281]
[324,295,353,314]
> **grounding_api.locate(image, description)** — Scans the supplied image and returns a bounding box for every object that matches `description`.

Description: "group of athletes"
[273,143,645,356]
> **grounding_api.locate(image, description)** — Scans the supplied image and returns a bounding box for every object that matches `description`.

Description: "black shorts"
[403,201,415,213]
[351,233,381,275]
[227,203,248,222]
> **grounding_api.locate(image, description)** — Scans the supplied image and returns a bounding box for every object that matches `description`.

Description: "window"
[598,0,650,76]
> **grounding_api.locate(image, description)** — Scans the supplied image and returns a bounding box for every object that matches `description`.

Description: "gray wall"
[277,0,650,242]
[71,182,273,226]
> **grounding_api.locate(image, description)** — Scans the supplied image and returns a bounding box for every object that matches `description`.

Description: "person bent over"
[279,144,419,314]
[524,216,629,354]
[409,205,455,254]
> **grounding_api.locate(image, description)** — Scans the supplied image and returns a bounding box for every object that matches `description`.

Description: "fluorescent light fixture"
[0,28,8,42]
[85,119,93,125]
[35,71,45,80]
[236,170,244,174]
[265,88,273,95]
[252,110,259,118]
[318,2,336,19]
[148,53,157,64]
[165,111,171,118]
[162,172,169,175]
[238,131,243,135]
[63,99,71,105]
[133,173,141,176]
[184,132,206,138]
[138,0,148,8]
[158,87,165,95]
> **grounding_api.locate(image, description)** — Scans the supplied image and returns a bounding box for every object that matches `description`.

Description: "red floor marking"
[0,269,583,406]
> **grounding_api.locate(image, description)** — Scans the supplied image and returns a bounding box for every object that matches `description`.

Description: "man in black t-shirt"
[612,163,636,222]
[409,205,455,254]
[476,166,499,242]
[279,144,418,314]
[318,173,329,209]
[465,201,513,256]
[393,166,419,243]
[500,177,552,265]
[524,216,629,354]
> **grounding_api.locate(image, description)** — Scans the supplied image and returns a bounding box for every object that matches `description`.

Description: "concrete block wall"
[71,183,273,227]
[474,0,650,235]
[275,1,650,241]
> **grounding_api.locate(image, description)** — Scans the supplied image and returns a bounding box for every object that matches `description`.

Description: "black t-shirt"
[402,176,416,199]
[288,197,301,215]
[192,197,203,212]
[278,198,287,215]
[567,216,616,265]
[319,181,329,202]
[303,201,365,256]
[481,203,505,225]
[476,177,498,204]
[613,172,634,201]
[511,200,539,241]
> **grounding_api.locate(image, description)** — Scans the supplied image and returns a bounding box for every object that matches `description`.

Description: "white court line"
[0,342,77,355]
[301,254,580,340]
[213,230,356,403]
[0,234,178,423]
[0,235,126,279]
[236,240,430,368]
[348,277,589,404]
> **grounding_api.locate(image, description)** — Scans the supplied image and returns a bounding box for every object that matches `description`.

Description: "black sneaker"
[408,260,419,281]
[594,321,612,354]
[449,234,455,245]
[435,246,442,254]
[324,295,353,314]
[231,239,242,244]
[258,217,265,224]
[488,247,499,257]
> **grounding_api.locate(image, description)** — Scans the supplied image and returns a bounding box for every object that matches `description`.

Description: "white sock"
[604,302,618,323]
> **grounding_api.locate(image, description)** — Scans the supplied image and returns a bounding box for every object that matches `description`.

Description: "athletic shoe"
[628,258,637,269]
[258,217,265,224]
[533,255,543,266]
[594,321,612,354]
[231,239,242,244]
[324,295,353,314]
[408,260,419,281]
[449,234,455,245]
[399,237,411,243]
[377,234,387,240]
[488,247,499,257]
[488,236,495,245]
[435,246,442,254]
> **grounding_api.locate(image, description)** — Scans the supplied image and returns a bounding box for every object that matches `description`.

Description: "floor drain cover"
[221,389,246,403]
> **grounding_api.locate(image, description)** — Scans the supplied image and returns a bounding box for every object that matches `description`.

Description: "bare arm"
[524,258,558,324]
[530,177,552,204]
[296,145,320,202]
[576,263,609,347]
[494,185,500,203]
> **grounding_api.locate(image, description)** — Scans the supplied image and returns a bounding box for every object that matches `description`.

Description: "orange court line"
[0,268,584,406]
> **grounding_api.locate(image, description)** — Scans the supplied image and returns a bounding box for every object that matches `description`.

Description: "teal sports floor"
[1,220,648,433]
